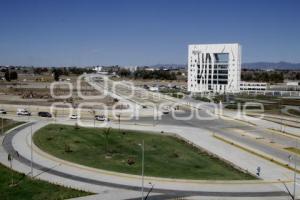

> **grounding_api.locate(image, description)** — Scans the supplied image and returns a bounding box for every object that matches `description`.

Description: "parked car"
[17,108,31,116]
[0,109,7,114]
[38,111,52,118]
[95,115,108,121]
[70,114,79,119]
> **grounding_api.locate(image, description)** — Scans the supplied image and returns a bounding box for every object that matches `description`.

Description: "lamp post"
[293,140,298,199]
[92,110,96,128]
[8,153,13,185]
[138,140,145,200]
[1,117,3,135]
[30,123,33,177]
[153,107,155,127]
[118,114,121,133]
[63,101,66,117]
[145,182,154,200]
[279,99,285,133]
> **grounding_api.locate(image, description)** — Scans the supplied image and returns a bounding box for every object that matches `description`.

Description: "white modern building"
[188,43,241,94]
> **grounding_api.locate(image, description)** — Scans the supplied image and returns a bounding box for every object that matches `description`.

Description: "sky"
[0,0,299,66]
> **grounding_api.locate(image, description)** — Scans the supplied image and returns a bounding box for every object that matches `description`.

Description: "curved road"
[0,120,290,199]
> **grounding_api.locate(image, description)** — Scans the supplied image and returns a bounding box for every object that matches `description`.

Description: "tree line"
[241,70,284,83]
[117,69,177,80]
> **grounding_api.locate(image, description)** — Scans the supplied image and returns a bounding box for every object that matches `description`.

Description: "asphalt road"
[91,75,300,168]
[131,109,300,168]
[2,122,287,199]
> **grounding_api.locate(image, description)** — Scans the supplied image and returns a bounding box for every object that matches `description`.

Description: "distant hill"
[150,62,300,70]
[242,62,300,70]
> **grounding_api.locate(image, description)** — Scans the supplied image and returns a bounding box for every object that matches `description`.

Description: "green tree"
[4,70,18,81]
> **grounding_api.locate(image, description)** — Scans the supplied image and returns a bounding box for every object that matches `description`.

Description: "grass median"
[0,119,92,200]
[0,117,24,133]
[33,124,255,180]
[0,163,91,200]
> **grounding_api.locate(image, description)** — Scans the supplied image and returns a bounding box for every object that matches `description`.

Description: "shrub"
[127,158,135,165]
[64,143,73,153]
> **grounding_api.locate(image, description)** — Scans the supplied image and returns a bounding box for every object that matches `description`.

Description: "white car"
[17,109,31,116]
[95,115,108,121]
[0,109,7,114]
[70,114,79,119]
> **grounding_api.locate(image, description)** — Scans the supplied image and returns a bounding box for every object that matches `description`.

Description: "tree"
[62,67,69,76]
[117,68,131,77]
[10,71,18,80]
[133,69,177,80]
[33,68,43,75]
[4,70,18,81]
[4,71,10,81]
[52,69,62,81]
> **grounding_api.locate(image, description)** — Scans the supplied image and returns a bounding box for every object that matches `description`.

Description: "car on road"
[38,111,52,118]
[162,109,170,114]
[17,108,31,116]
[70,114,79,119]
[0,109,7,114]
[95,115,109,121]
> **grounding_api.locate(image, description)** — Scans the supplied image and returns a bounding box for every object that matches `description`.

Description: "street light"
[1,117,3,135]
[92,109,96,128]
[145,182,155,200]
[118,114,121,133]
[63,100,66,117]
[30,123,33,177]
[293,140,298,199]
[152,106,155,127]
[7,153,14,185]
[138,140,145,200]
[279,99,285,133]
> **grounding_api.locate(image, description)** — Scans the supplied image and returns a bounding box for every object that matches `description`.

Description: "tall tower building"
[188,43,241,94]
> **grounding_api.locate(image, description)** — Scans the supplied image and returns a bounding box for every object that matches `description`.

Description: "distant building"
[188,43,241,94]
[93,66,102,73]
[286,81,300,86]
[240,81,267,91]
[144,67,155,71]
[93,65,120,74]
[123,66,138,72]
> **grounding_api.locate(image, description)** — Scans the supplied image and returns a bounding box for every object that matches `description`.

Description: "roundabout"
[33,124,255,180]
[0,118,291,199]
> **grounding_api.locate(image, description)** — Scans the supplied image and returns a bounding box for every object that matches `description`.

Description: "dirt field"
[0,73,114,107]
